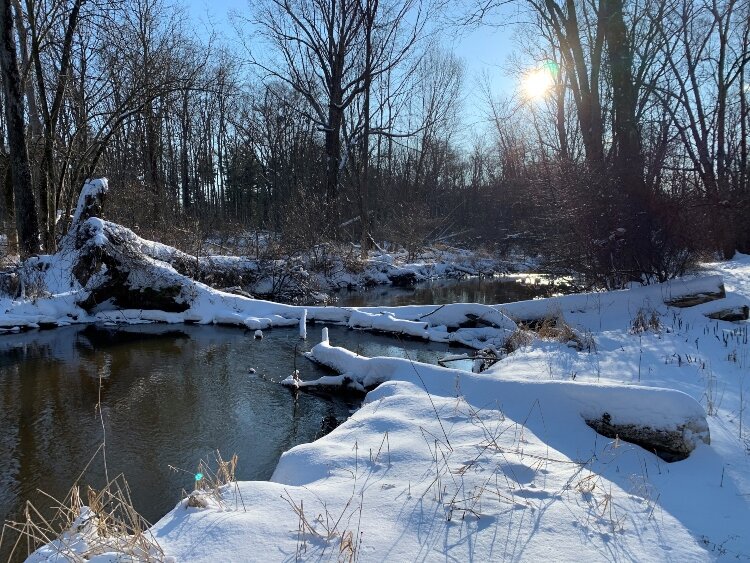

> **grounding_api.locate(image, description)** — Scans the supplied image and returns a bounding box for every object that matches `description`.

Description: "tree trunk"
[602,0,648,272]
[324,104,342,226]
[181,89,191,210]
[0,0,39,257]
[359,0,377,258]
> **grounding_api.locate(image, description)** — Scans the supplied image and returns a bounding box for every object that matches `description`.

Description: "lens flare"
[521,62,558,101]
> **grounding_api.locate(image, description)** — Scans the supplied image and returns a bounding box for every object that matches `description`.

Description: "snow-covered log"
[304,338,709,461]
[348,310,429,338]
[704,305,749,322]
[498,275,726,325]
[585,414,707,462]
[662,276,726,307]
[415,303,516,330]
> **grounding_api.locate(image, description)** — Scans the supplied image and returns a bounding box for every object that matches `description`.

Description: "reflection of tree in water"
[337,277,571,308]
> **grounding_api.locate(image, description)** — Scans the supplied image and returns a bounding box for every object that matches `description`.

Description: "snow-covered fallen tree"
[294,332,709,461]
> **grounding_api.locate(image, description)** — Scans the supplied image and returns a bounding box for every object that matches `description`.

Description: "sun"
[521,64,557,101]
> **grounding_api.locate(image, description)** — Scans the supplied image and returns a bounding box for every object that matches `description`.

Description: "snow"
[72,178,109,225]
[306,337,709,436]
[299,308,307,339]
[8,219,750,562]
[348,310,429,338]
[130,369,742,561]
[158,255,750,560]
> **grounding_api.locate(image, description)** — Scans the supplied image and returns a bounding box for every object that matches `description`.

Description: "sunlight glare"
[521,64,557,101]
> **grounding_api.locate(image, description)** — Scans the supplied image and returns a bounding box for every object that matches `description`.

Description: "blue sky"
[184,0,520,132]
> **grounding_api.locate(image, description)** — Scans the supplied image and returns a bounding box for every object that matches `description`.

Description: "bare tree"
[250,0,423,229]
[24,0,83,250]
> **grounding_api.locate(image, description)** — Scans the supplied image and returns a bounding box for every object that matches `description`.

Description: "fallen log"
[585,413,708,462]
[302,335,710,462]
[705,305,749,322]
[499,275,727,324]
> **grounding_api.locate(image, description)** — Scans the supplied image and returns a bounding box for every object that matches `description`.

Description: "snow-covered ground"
[7,181,750,561]
[23,255,750,562]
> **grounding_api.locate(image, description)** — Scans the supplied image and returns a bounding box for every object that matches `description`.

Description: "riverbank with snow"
[5,181,750,561]
[18,254,750,562]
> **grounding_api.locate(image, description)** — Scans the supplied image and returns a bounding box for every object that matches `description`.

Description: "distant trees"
[252,0,424,234]
[460,0,749,284]
[0,0,203,251]
[654,0,750,257]
[0,0,746,286]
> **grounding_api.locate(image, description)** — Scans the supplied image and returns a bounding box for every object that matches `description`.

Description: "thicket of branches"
[0,0,748,286]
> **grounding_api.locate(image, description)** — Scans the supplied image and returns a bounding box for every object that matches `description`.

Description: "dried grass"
[505,328,535,353]
[518,315,594,352]
[630,308,662,334]
[171,451,246,513]
[1,475,164,562]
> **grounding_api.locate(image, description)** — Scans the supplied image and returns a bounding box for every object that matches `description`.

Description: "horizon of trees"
[0,0,748,287]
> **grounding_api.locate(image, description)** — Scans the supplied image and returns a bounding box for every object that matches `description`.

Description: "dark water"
[0,323,463,560]
[334,275,569,307]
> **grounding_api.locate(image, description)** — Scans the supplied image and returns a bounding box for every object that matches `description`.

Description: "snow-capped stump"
[61,180,191,313]
[254,329,263,339]
[71,220,192,313]
[58,179,265,314]
[72,178,109,224]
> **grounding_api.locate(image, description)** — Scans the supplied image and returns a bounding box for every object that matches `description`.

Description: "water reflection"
[334,275,569,307]
[0,323,462,560]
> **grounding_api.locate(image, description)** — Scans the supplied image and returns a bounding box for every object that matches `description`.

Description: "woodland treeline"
[0,0,748,286]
